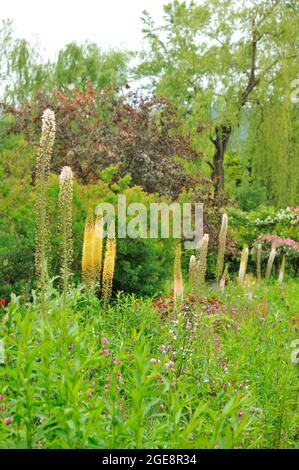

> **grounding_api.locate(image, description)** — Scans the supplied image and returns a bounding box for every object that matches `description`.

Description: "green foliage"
[0,128,172,299]
[0,20,131,105]
[0,282,297,448]
[236,178,266,212]
[54,42,131,92]
[137,0,299,197]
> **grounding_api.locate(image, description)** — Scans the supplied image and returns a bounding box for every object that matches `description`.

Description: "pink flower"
[101,337,108,345]
[150,358,161,365]
[238,410,245,417]
[159,403,165,410]
[4,417,13,424]
[0,395,4,401]
[165,360,175,369]
[101,349,110,355]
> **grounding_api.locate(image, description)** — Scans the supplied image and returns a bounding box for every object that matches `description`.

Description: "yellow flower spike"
[82,210,95,291]
[94,216,104,291]
[102,221,116,306]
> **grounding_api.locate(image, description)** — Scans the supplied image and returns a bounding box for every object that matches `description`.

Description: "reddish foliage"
[11,85,205,198]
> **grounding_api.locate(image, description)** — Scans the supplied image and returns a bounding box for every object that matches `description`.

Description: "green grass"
[0,281,298,449]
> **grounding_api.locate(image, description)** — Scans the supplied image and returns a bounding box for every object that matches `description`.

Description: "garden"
[0,0,298,451]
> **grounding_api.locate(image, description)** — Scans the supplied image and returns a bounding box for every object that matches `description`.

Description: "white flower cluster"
[60,166,73,183]
[255,207,299,226]
[40,108,56,151]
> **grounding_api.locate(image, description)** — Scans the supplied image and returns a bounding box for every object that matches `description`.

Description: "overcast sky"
[0,0,168,60]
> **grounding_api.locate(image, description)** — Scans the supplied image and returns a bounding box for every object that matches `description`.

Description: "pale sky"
[0,0,168,60]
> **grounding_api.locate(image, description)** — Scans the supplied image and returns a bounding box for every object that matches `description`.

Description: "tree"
[0,20,131,104]
[11,86,202,198]
[137,0,299,196]
[54,42,131,92]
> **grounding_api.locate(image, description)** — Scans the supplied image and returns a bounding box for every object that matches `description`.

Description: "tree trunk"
[212,125,231,196]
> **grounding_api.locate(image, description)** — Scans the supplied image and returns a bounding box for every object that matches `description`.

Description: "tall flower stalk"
[244,274,255,301]
[102,222,116,306]
[35,109,56,312]
[256,243,262,281]
[219,264,229,293]
[196,233,209,292]
[278,254,286,285]
[238,245,249,284]
[265,247,276,281]
[82,210,95,291]
[94,216,104,291]
[174,241,184,301]
[215,213,228,282]
[189,255,196,293]
[59,166,73,303]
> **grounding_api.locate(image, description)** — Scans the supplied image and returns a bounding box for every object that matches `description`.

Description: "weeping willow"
[248,76,299,207]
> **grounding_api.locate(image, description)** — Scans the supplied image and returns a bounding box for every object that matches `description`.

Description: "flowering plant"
[255,206,299,227]
[252,234,299,257]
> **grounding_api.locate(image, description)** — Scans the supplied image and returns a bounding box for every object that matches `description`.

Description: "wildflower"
[0,395,4,401]
[150,358,161,365]
[104,384,110,390]
[116,372,123,381]
[4,417,13,424]
[101,337,108,345]
[159,403,165,410]
[165,360,175,369]
[112,357,122,366]
[101,349,110,355]
[238,411,245,417]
